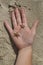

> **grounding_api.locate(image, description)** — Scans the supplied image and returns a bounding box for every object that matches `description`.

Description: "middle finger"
[15,7,22,25]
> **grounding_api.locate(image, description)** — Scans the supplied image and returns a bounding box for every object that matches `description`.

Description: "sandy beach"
[0,0,43,65]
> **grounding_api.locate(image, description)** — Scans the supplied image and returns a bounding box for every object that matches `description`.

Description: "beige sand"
[0,0,43,65]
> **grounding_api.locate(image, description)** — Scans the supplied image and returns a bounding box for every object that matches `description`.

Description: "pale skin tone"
[4,7,39,65]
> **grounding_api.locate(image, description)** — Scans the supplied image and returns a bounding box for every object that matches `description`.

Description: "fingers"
[20,7,27,26]
[4,21,13,36]
[11,11,17,28]
[31,20,39,35]
[32,20,39,30]
[15,8,22,25]
[11,7,28,27]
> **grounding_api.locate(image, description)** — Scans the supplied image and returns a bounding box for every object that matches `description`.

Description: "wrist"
[18,46,32,55]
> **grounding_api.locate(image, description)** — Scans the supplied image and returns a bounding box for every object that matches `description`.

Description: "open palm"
[4,7,39,49]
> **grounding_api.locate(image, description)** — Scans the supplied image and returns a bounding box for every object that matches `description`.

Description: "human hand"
[4,7,39,49]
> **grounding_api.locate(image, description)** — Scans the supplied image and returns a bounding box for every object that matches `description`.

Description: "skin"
[4,7,39,65]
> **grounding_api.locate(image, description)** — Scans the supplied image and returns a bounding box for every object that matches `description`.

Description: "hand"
[4,7,39,49]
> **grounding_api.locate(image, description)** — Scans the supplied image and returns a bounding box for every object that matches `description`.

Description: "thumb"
[31,20,39,35]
